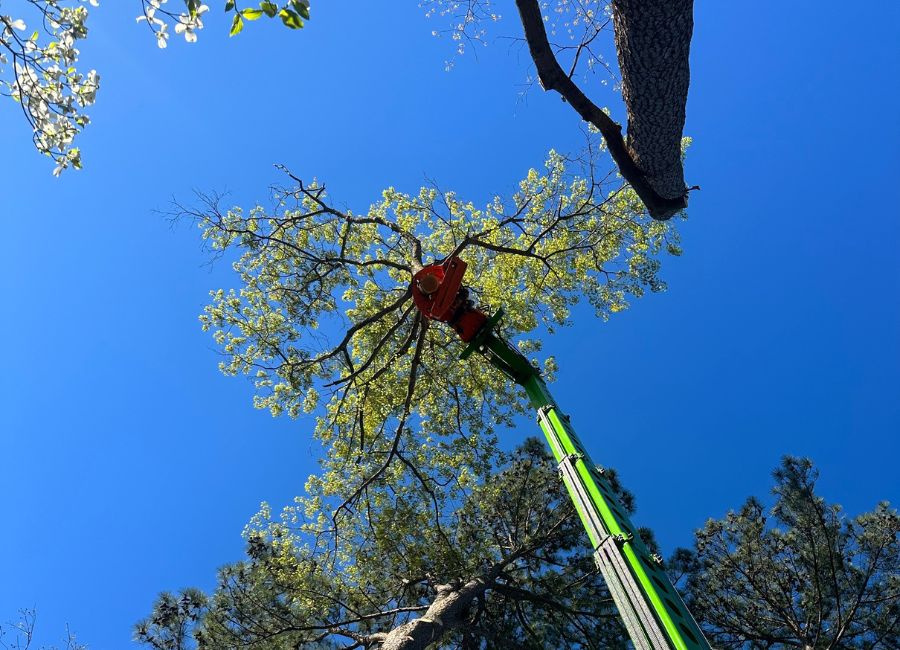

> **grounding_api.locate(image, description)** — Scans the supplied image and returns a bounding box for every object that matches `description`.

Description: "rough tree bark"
[515,0,694,220]
[613,0,693,207]
[379,579,487,650]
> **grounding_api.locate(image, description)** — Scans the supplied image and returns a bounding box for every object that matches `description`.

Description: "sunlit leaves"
[136,0,311,44]
[192,146,683,528]
[146,141,686,645]
[228,12,242,35]
[1,2,100,175]
[136,442,633,648]
[278,8,303,29]
[1,0,312,173]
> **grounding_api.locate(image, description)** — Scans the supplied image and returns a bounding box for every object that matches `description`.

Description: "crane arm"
[410,259,711,650]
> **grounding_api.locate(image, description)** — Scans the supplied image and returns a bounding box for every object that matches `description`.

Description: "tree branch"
[514,0,689,220]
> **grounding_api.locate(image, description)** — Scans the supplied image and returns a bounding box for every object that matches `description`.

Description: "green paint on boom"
[462,314,710,650]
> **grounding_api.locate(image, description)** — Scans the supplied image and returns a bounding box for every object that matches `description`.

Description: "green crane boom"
[410,258,711,650]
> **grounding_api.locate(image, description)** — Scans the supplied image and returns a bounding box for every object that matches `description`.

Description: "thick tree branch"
[379,578,488,650]
[613,0,693,203]
[514,0,691,220]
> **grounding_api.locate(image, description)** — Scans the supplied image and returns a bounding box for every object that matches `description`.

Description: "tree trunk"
[514,0,694,220]
[612,0,693,204]
[379,579,486,650]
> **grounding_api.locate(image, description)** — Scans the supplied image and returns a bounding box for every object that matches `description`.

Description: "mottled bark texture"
[613,0,692,208]
[515,0,693,220]
[379,579,486,650]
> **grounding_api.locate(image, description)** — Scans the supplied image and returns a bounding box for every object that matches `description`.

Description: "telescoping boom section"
[411,258,711,650]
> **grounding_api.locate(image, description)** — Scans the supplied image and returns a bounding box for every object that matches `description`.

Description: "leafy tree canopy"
[3,1,691,222]
[127,105,687,649]
[0,0,310,174]
[137,445,898,650]
[137,440,648,649]
[191,141,683,529]
[671,457,900,650]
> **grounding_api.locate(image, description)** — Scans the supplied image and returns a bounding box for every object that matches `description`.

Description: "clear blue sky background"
[1,2,898,647]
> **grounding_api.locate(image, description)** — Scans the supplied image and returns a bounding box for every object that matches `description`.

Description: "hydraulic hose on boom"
[410,257,711,650]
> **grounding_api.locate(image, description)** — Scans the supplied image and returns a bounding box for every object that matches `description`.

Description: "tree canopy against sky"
[673,458,899,649]
[188,142,681,523]
[2,0,692,218]
[0,0,309,175]
[1,3,898,649]
[137,440,643,649]
[132,449,898,649]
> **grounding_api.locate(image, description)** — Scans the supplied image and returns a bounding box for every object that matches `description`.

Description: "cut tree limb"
[514,0,693,221]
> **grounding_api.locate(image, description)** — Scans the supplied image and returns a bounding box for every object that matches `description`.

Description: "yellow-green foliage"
[196,149,683,524]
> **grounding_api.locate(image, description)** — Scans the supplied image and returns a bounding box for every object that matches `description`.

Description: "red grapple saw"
[410,258,488,342]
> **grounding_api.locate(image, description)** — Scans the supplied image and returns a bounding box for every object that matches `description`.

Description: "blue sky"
[1,2,898,647]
